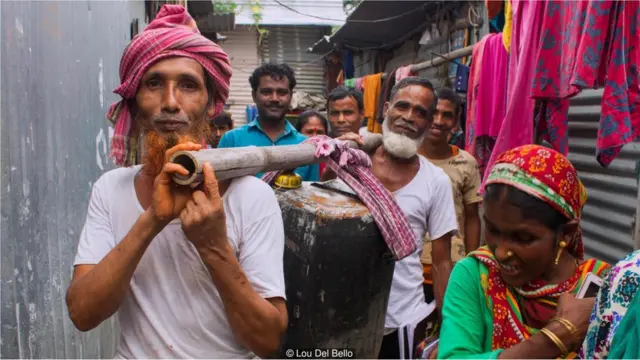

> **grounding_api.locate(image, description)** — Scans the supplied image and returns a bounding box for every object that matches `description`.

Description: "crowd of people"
[65,4,640,360]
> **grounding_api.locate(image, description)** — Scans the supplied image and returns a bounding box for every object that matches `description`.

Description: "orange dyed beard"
[141,121,211,177]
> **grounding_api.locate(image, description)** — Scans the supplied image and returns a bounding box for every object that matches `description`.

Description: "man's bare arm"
[199,244,288,358]
[66,210,164,331]
[463,203,481,253]
[430,233,453,311]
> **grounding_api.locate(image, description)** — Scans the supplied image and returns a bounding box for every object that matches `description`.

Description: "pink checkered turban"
[106,4,232,167]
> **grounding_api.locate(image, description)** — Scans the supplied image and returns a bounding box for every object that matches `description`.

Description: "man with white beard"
[332,77,458,358]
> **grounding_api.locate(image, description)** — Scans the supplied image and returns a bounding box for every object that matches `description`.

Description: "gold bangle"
[552,317,579,339]
[540,328,569,356]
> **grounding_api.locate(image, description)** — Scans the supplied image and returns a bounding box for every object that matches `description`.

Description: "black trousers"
[378,285,433,359]
[377,319,428,359]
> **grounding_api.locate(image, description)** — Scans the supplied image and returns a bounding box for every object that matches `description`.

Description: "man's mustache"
[395,120,418,132]
[151,113,190,123]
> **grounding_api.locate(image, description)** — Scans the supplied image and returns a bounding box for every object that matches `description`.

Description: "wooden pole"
[170,134,384,185]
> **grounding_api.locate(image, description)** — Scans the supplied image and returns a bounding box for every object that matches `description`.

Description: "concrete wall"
[1,1,146,357]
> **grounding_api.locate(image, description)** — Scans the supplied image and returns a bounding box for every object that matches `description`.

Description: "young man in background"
[218,63,319,181]
[326,86,364,138]
[419,87,482,302]
[209,111,234,148]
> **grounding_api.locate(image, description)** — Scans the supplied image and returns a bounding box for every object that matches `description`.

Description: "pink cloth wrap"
[106,4,232,167]
[261,136,418,261]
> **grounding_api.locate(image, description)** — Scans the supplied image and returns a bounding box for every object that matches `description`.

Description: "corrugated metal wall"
[220,26,259,125]
[1,1,146,358]
[260,25,328,95]
[567,89,640,264]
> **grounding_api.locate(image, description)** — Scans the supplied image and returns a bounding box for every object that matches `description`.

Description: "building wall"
[260,25,330,96]
[1,1,147,357]
[566,90,639,264]
[219,26,260,126]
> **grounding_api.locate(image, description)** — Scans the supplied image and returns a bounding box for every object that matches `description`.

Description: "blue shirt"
[217,118,320,182]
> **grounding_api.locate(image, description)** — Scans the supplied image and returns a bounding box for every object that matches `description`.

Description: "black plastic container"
[273,180,395,358]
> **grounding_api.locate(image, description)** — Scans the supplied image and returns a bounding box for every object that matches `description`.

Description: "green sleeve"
[438,258,503,359]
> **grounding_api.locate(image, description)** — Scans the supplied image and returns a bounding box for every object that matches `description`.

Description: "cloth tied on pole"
[262,136,418,261]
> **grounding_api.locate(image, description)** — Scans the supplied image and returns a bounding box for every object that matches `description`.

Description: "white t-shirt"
[74,166,286,359]
[385,155,457,329]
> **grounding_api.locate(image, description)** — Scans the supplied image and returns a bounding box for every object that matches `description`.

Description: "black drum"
[273,180,395,358]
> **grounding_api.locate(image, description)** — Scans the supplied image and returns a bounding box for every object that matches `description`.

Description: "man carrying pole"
[65,5,287,358]
[330,77,458,357]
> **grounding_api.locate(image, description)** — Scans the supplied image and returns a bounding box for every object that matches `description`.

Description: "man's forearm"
[66,210,164,331]
[199,243,286,358]
[464,215,481,253]
[431,260,452,310]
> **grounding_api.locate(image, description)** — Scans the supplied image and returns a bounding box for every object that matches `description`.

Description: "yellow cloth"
[363,73,383,134]
[503,0,513,52]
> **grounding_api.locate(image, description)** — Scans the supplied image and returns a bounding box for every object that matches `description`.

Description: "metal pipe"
[170,134,384,185]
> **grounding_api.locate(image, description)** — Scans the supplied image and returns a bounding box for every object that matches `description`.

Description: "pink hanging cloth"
[480,0,546,192]
[466,33,508,178]
[531,0,640,166]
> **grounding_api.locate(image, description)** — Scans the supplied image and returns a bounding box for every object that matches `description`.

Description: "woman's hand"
[554,292,596,347]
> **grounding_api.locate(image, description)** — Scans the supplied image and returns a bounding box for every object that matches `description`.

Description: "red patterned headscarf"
[469,144,602,353]
[106,4,232,167]
[485,144,587,258]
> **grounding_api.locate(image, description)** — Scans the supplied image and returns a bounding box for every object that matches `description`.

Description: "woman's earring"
[554,240,567,265]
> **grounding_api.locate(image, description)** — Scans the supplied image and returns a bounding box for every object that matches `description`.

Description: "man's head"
[326,86,364,138]
[209,111,234,148]
[106,4,231,173]
[381,77,437,159]
[425,87,461,145]
[249,63,296,124]
[136,56,219,174]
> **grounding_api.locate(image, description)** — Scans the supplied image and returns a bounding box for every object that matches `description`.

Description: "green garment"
[438,257,504,359]
[608,289,640,359]
[344,78,355,88]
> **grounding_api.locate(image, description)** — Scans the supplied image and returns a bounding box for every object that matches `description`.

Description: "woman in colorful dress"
[580,249,640,359]
[436,144,611,359]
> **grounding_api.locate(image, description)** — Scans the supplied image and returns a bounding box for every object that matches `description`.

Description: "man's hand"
[151,142,201,224]
[336,132,364,147]
[180,162,227,252]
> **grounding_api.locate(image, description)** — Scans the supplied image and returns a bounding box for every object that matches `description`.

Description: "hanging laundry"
[487,0,506,32]
[355,77,364,91]
[343,49,355,80]
[363,73,383,134]
[503,0,513,51]
[486,0,504,20]
[475,34,508,139]
[455,64,470,93]
[531,0,640,166]
[465,34,508,178]
[376,69,397,124]
[344,78,356,89]
[336,69,344,85]
[481,0,546,190]
[395,65,415,83]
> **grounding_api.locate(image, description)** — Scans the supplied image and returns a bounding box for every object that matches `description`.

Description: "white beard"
[382,118,425,159]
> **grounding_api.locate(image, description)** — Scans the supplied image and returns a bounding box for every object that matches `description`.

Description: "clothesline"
[343,44,475,83]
